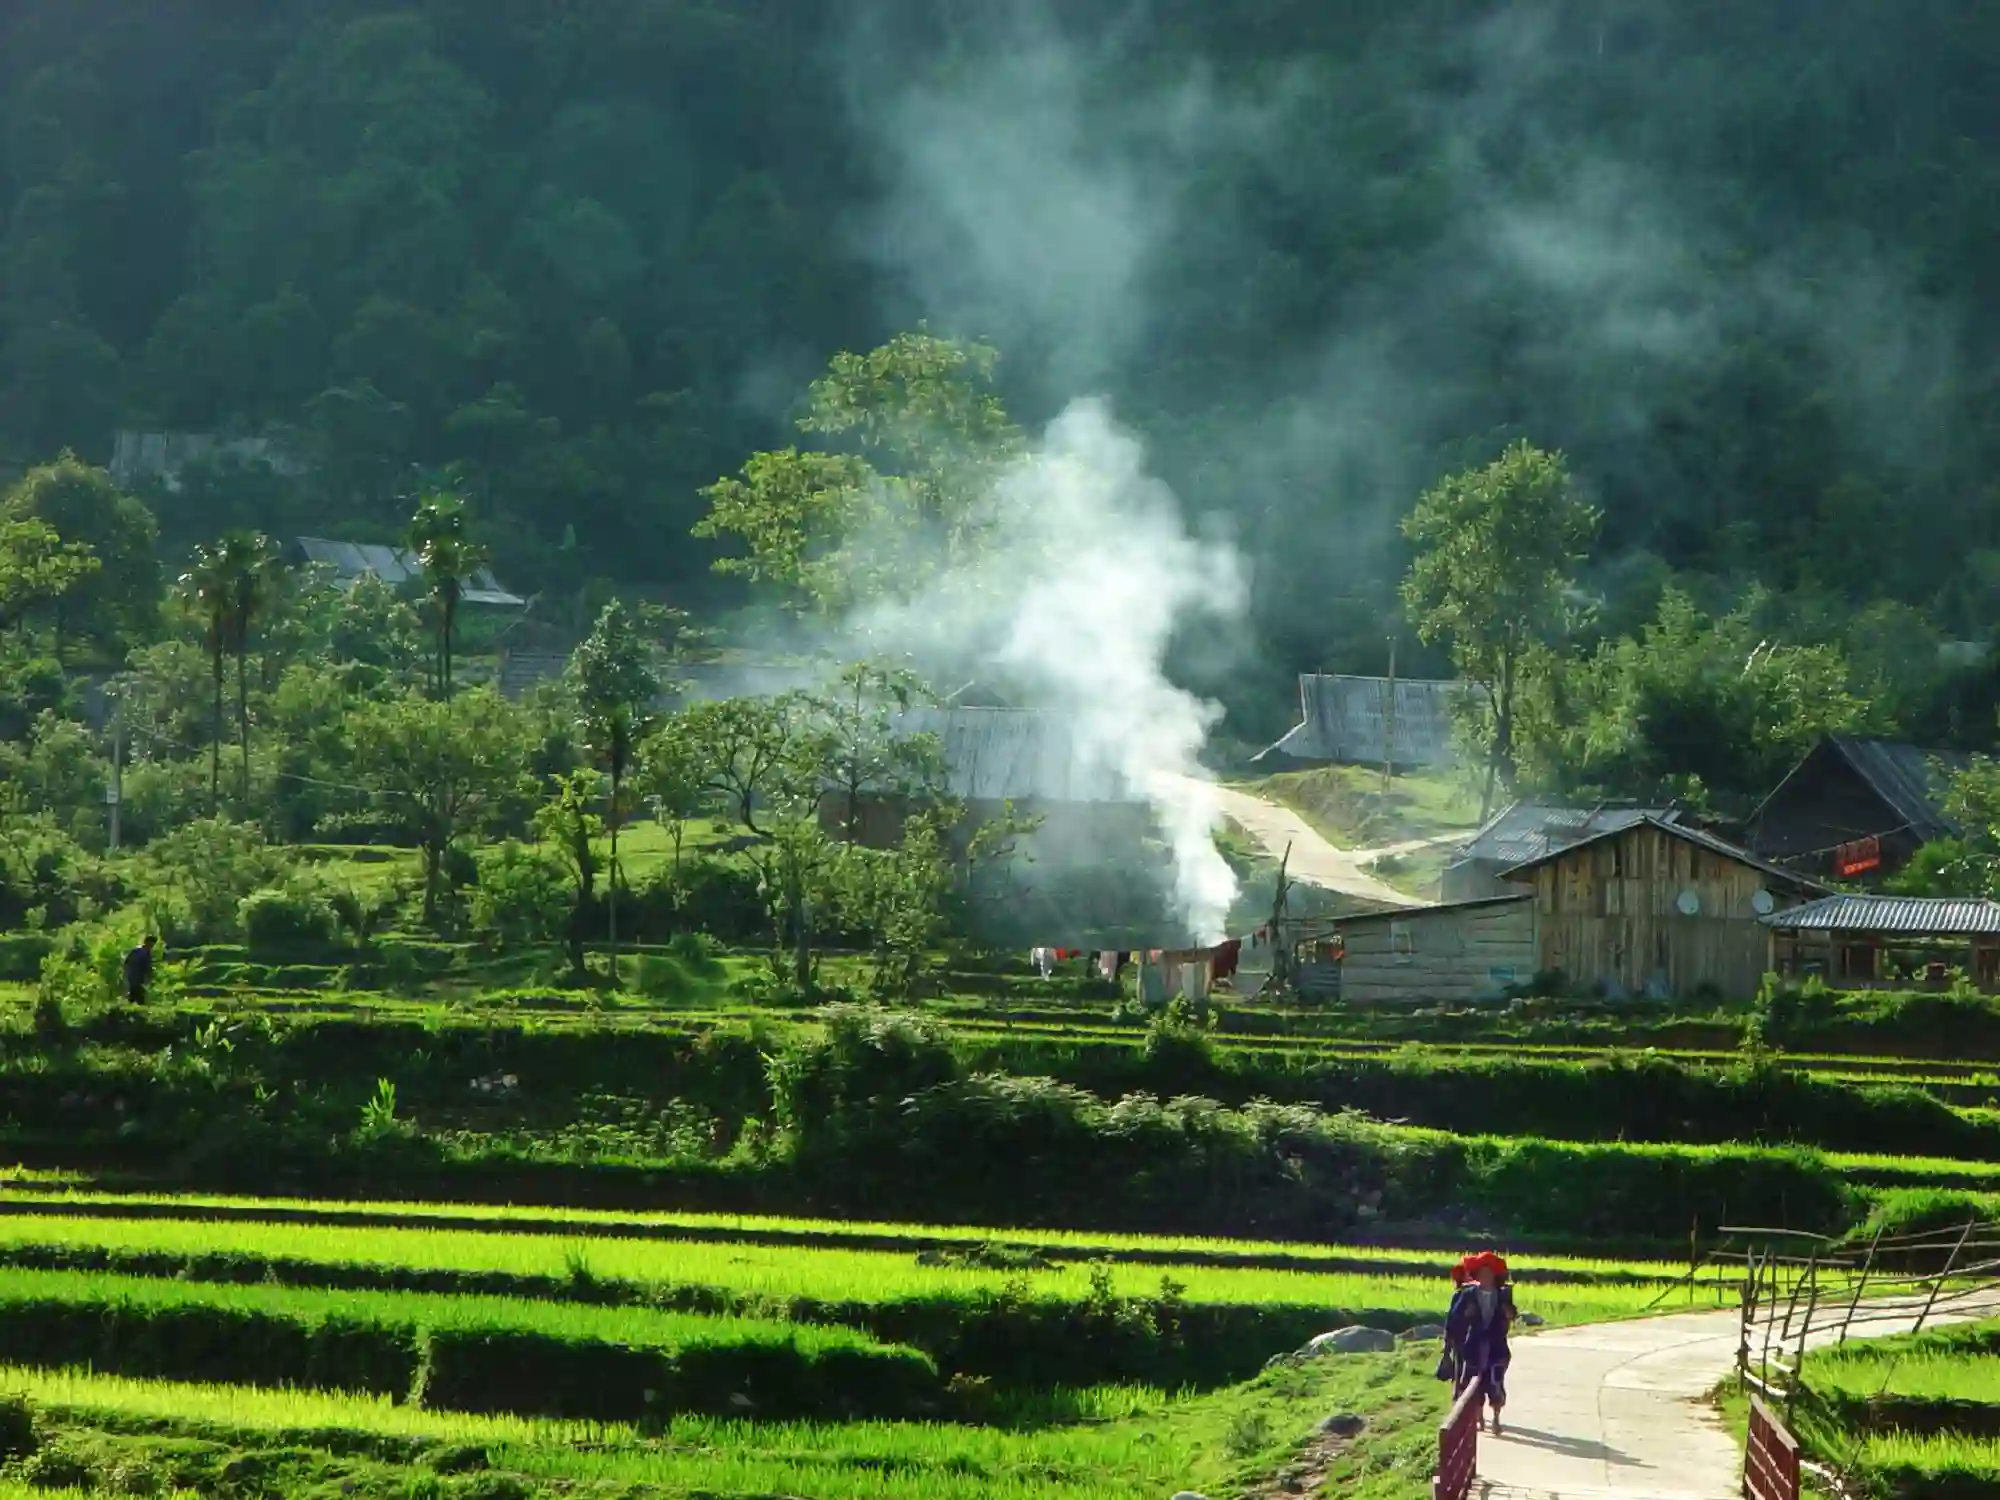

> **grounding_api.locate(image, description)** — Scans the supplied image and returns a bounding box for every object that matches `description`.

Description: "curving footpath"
[1477,1289,2000,1500]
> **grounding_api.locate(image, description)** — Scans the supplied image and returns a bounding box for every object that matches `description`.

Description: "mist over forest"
[5,0,1999,749]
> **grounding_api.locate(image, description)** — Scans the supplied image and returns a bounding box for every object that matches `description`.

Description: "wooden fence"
[1432,1377,1481,1500]
[1744,1396,1799,1500]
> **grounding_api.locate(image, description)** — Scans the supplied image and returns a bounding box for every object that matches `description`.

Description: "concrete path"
[1476,1287,2000,1500]
[1200,782,1420,907]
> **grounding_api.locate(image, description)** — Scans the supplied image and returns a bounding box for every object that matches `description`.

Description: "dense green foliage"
[5,1,2000,746]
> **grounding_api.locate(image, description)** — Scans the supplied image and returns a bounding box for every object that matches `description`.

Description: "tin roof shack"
[291,537,525,608]
[1254,675,1469,769]
[1442,800,1681,902]
[1333,895,1538,1005]
[823,707,1154,853]
[1746,736,1964,883]
[1502,818,1826,1002]
[1762,895,2000,993]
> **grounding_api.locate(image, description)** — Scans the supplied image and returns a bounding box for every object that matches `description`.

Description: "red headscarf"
[1451,1251,1509,1285]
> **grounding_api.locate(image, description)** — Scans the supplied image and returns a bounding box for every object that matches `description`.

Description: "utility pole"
[1382,634,1398,795]
[106,711,123,854]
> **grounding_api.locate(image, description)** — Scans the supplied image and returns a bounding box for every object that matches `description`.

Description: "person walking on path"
[1439,1250,1516,1434]
[122,935,158,1006]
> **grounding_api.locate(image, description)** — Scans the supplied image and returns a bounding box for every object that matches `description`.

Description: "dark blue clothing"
[1437,1282,1514,1403]
[122,945,154,1002]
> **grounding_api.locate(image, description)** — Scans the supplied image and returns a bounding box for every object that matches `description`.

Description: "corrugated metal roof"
[1829,736,1964,843]
[295,536,524,607]
[1500,814,1829,893]
[1451,800,1678,867]
[1254,675,1469,767]
[1335,893,1534,927]
[1761,894,2000,935]
[887,707,1144,804]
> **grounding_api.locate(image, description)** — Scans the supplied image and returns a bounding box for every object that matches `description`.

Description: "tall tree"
[175,543,233,815]
[1401,442,1600,818]
[348,688,532,926]
[218,533,282,804]
[567,599,659,974]
[694,331,1022,616]
[3,454,158,662]
[407,492,488,699]
[0,516,97,632]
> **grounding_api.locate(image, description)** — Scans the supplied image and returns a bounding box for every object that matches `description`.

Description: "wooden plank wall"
[1525,825,1799,999]
[1341,900,1538,1004]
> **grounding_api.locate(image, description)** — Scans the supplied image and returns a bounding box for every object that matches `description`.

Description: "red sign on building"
[1834,835,1882,877]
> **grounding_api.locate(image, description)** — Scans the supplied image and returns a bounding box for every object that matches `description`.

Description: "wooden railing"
[1432,1377,1481,1500]
[1744,1395,1799,1500]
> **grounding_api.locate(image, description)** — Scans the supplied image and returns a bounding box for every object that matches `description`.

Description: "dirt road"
[1203,781,1423,908]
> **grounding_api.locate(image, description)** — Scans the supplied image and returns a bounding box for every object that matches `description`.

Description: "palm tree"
[176,544,232,815]
[218,533,281,803]
[569,600,660,977]
[408,493,488,700]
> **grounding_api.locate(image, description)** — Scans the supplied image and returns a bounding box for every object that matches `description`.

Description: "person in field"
[122,935,158,1006]
[1438,1250,1515,1434]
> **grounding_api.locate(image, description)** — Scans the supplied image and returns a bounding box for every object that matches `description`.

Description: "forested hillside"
[5,0,2000,742]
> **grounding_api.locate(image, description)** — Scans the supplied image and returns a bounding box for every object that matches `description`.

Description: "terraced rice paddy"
[1798,1318,2000,1497]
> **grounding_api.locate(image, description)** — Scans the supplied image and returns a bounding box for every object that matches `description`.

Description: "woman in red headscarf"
[1437,1250,1516,1433]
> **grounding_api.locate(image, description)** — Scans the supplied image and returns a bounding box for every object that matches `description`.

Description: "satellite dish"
[1750,888,1776,916]
[1676,888,1702,917]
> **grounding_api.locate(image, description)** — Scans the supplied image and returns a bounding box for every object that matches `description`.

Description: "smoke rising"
[855,399,1245,942]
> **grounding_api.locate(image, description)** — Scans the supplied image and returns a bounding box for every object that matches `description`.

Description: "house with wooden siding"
[1500,817,1827,1001]
[1745,736,1964,882]
[1333,895,1538,1004]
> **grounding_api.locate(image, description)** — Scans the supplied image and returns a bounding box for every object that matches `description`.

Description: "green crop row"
[0,1343,1451,1500]
[1797,1321,2000,1499]
[0,1266,933,1422]
[0,1186,1713,1278]
[0,1210,1719,1388]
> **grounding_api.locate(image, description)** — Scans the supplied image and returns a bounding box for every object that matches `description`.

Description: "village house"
[291,537,526,608]
[1745,735,1963,883]
[1253,674,1468,770]
[1500,817,1827,1001]
[1762,894,2000,992]
[1441,799,1683,902]
[1331,894,1539,1005]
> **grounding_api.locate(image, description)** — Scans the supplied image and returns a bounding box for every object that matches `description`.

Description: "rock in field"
[1319,1412,1367,1437]
[1520,1312,1546,1327]
[1400,1323,1446,1341]
[1171,1492,1209,1500]
[1306,1326,1397,1355]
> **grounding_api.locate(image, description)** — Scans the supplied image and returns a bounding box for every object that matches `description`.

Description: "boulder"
[1319,1412,1367,1437]
[1400,1323,1446,1341]
[1171,1493,1209,1500]
[1306,1326,1397,1355]
[1520,1312,1546,1327]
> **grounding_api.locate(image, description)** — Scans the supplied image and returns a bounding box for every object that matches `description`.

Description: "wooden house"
[1333,895,1538,1004]
[1501,817,1826,1001]
[1441,800,1681,902]
[1763,895,2000,992]
[1745,736,1963,883]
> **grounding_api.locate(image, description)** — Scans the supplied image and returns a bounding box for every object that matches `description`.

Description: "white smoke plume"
[857,398,1245,943]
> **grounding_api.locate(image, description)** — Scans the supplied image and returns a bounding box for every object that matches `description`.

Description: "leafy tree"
[695,332,1021,615]
[680,693,827,835]
[637,724,709,884]
[1401,442,1601,817]
[175,543,234,815]
[818,662,947,844]
[219,534,282,804]
[407,492,488,699]
[532,768,603,982]
[3,454,157,661]
[347,688,532,926]
[567,599,659,969]
[0,515,97,632]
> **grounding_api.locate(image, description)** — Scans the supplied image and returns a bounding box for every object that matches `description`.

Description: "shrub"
[239,886,340,955]
[766,1005,961,1148]
[140,819,295,942]
[0,931,55,982]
